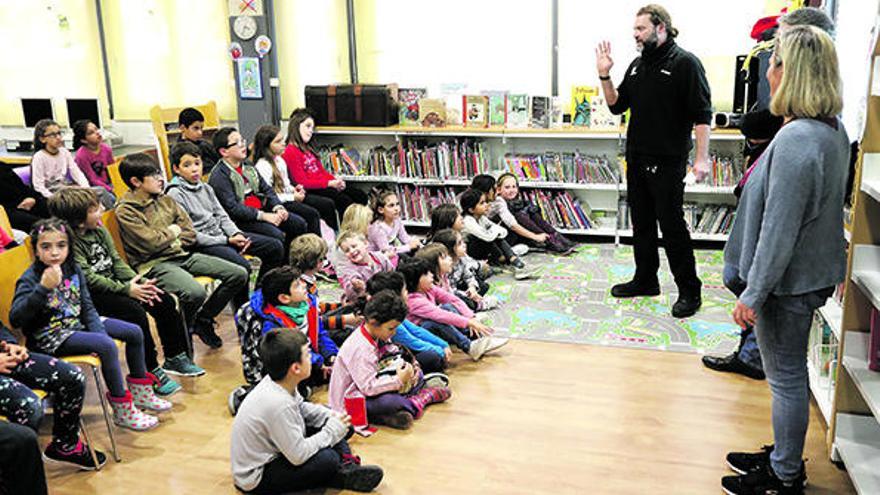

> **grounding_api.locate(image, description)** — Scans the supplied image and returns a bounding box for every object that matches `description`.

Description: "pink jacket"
[328,325,403,413]
[367,218,413,255]
[334,251,393,303]
[406,285,474,328]
[31,148,90,198]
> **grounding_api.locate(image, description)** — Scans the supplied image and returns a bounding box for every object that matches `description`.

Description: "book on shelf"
[590,95,620,130]
[463,95,489,127]
[399,88,428,127]
[317,146,364,176]
[419,98,447,127]
[692,154,744,187]
[507,94,529,128]
[483,91,508,127]
[396,185,459,223]
[571,86,598,127]
[344,139,488,180]
[551,96,564,128]
[618,201,735,236]
[500,152,618,184]
[530,96,550,129]
[440,83,467,125]
[522,189,595,230]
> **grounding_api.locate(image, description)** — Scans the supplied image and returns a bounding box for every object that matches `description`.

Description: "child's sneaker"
[513,265,540,280]
[150,367,181,396]
[487,337,509,353]
[467,337,493,361]
[330,464,384,492]
[721,463,806,495]
[478,295,501,311]
[107,391,159,431]
[727,445,774,475]
[192,319,223,349]
[423,372,450,388]
[128,375,173,412]
[163,352,206,377]
[373,410,413,430]
[511,244,529,257]
[228,384,254,416]
[43,439,107,471]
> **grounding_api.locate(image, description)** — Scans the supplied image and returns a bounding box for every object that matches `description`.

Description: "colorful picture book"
[483,91,508,126]
[399,88,427,126]
[419,98,447,127]
[502,152,618,184]
[589,96,620,130]
[530,96,550,129]
[507,94,529,128]
[570,86,598,127]
[463,95,489,127]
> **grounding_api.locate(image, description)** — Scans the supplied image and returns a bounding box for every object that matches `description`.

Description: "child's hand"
[335,412,352,429]
[382,248,396,259]
[466,287,482,302]
[0,352,18,374]
[534,233,549,243]
[168,224,182,238]
[408,239,421,250]
[293,187,306,202]
[322,364,333,380]
[467,319,494,338]
[129,274,163,305]
[342,314,364,327]
[6,343,28,363]
[443,347,453,361]
[17,197,36,211]
[396,362,415,384]
[351,279,366,292]
[228,233,248,249]
[262,212,283,226]
[40,265,63,290]
[275,208,290,221]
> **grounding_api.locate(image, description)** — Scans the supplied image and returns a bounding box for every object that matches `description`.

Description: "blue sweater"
[392,319,448,357]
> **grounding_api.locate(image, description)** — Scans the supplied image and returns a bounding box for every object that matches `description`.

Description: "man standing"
[596,4,711,318]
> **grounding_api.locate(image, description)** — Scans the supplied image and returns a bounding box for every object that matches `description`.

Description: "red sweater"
[282,144,335,190]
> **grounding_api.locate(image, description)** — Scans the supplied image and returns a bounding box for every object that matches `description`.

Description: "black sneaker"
[227,384,254,416]
[610,279,660,298]
[330,464,384,492]
[192,319,223,349]
[721,463,806,495]
[703,354,766,381]
[44,441,107,471]
[727,445,774,474]
[672,295,702,318]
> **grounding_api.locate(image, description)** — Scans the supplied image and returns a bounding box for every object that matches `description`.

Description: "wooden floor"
[41,313,855,495]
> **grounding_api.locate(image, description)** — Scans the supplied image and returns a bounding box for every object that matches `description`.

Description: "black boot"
[702,354,766,380]
[610,279,660,298]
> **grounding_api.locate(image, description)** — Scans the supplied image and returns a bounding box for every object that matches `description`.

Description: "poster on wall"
[237,57,262,99]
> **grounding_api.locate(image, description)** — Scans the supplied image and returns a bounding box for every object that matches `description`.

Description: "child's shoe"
[330,464,384,492]
[422,372,450,388]
[373,410,413,430]
[150,367,181,396]
[487,337,509,353]
[513,264,540,280]
[228,384,255,416]
[163,352,206,377]
[477,295,501,311]
[107,391,159,431]
[467,337,493,361]
[128,375,173,412]
[511,244,529,257]
[192,318,223,349]
[409,386,452,418]
[43,439,107,471]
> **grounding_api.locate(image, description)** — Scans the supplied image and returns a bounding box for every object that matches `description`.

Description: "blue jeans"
[722,264,763,370]
[418,304,472,352]
[754,288,831,481]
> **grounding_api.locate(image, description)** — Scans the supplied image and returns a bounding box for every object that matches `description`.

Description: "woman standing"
[721,26,849,495]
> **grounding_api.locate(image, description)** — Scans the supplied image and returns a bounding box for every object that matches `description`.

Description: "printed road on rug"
[478,245,740,355]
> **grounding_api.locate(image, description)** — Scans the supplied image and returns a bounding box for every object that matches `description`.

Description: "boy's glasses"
[225,138,247,149]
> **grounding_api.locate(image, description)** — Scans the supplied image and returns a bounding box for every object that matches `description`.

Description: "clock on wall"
[233,15,258,41]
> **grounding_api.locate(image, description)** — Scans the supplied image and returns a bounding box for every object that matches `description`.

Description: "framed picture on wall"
[237,57,262,99]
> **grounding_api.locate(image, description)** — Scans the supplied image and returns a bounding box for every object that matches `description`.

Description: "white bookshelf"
[834,413,880,494]
[819,298,844,341]
[808,358,834,425]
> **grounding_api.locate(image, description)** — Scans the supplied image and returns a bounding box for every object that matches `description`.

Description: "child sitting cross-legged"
[431,228,498,312]
[231,329,384,494]
[364,271,451,374]
[333,230,394,305]
[231,266,339,416]
[48,187,202,396]
[417,241,499,313]
[289,234,363,346]
[397,257,505,361]
[329,291,451,430]
[10,218,170,431]
[367,188,421,263]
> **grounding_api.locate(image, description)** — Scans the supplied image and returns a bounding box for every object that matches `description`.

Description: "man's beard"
[637,31,659,55]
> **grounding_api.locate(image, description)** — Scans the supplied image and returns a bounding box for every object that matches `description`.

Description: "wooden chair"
[0,206,13,238]
[106,161,130,200]
[0,389,103,470]
[150,101,219,180]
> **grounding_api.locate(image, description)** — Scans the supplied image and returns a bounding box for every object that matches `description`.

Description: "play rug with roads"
[480,245,740,356]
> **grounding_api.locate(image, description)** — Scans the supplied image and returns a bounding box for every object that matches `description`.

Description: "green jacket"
[73,227,136,296]
[115,190,197,273]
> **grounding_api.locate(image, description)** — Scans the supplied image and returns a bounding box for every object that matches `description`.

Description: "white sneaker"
[467,337,493,361]
[479,295,500,311]
[511,244,529,257]
[487,337,509,353]
[513,265,540,280]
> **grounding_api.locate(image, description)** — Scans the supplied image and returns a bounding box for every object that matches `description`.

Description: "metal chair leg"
[92,366,120,462]
[78,418,102,471]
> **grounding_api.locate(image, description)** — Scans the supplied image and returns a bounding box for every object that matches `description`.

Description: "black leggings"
[307,188,369,227]
[466,236,517,265]
[0,422,47,495]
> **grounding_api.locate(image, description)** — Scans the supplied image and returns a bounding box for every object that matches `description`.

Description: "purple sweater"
[406,285,474,328]
[333,251,394,303]
[367,218,413,254]
[74,144,114,192]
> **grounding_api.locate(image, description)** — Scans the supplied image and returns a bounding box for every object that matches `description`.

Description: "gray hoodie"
[165,176,241,247]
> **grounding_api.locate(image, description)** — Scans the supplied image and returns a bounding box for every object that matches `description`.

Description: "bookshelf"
[826,29,880,493]
[313,125,743,245]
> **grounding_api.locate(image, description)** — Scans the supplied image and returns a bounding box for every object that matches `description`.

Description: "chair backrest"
[107,160,130,199]
[150,101,219,180]
[0,243,34,330]
[0,206,12,237]
[101,209,129,264]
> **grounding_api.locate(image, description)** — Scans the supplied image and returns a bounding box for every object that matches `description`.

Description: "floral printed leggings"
[0,352,86,450]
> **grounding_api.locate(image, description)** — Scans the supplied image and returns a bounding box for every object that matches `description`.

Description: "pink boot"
[128,375,173,412]
[409,386,452,419]
[107,391,159,431]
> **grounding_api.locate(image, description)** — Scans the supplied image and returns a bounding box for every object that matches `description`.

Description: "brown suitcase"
[305,84,399,127]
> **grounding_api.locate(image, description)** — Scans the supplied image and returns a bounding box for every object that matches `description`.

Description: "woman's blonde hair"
[340,204,373,235]
[769,25,842,119]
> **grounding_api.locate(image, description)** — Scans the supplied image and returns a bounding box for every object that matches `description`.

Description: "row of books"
[693,154,744,188]
[617,202,736,235]
[399,87,619,130]
[318,140,489,179]
[501,152,618,184]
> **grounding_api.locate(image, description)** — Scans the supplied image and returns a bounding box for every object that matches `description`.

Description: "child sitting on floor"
[397,257,504,361]
[367,188,421,261]
[231,329,384,494]
[289,234,362,346]
[416,242,499,312]
[431,228,496,311]
[10,218,170,431]
[460,188,538,280]
[333,231,394,304]
[232,266,339,415]
[328,291,451,430]
[365,272,451,374]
